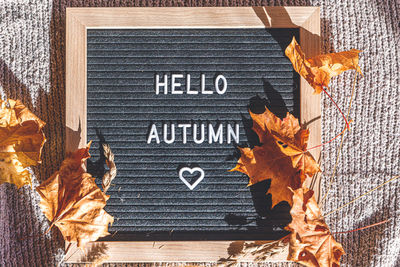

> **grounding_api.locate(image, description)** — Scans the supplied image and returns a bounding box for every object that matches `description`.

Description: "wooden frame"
[65,7,320,263]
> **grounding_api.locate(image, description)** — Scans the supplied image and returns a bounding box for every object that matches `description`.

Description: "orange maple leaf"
[286,186,345,267]
[36,142,114,248]
[0,99,46,188]
[231,107,319,207]
[285,37,362,94]
[250,107,320,178]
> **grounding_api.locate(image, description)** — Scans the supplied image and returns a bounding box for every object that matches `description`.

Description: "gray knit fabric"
[0,0,399,266]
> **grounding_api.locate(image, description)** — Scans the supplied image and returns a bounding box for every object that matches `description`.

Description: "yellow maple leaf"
[286,185,345,266]
[36,142,114,248]
[285,37,362,94]
[231,107,319,207]
[0,99,46,188]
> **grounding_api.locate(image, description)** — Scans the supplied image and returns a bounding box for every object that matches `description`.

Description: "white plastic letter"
[178,124,191,144]
[208,123,223,144]
[163,124,175,144]
[155,74,168,94]
[186,74,198,94]
[193,124,205,144]
[227,123,240,144]
[201,74,213,94]
[171,74,183,94]
[215,75,227,95]
[147,124,160,144]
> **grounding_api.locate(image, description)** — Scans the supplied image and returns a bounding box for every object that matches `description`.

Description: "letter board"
[65,7,320,262]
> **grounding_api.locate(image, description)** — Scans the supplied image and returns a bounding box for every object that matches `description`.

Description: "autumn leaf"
[231,107,319,207]
[285,37,362,94]
[250,107,320,179]
[286,186,345,267]
[0,99,46,188]
[101,143,117,193]
[36,142,114,248]
[232,145,302,208]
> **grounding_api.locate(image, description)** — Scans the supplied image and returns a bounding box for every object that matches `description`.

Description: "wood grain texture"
[65,240,289,262]
[67,7,317,29]
[65,6,320,263]
[299,8,322,201]
[66,9,87,153]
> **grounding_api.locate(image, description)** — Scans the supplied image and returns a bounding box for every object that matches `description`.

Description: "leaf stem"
[44,221,55,235]
[62,243,80,266]
[332,219,390,235]
[324,175,400,217]
[65,242,72,255]
[320,72,358,204]
[306,74,358,152]
[321,87,350,130]
[306,126,348,151]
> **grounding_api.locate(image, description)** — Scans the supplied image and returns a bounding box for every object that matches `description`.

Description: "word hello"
[155,74,227,95]
[147,123,240,144]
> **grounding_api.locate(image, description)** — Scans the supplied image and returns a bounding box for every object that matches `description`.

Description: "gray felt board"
[86,28,300,241]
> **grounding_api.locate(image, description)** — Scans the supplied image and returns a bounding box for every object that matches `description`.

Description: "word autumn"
[147,123,240,144]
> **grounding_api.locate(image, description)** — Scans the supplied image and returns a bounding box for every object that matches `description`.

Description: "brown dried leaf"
[0,99,46,188]
[286,186,345,267]
[102,143,117,193]
[231,107,319,207]
[36,142,114,248]
[250,107,320,178]
[232,145,302,208]
[285,37,362,94]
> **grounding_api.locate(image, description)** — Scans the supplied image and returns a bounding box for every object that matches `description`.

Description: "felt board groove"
[86,28,299,241]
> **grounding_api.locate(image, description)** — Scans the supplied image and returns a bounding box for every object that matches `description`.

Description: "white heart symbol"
[178,167,205,190]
